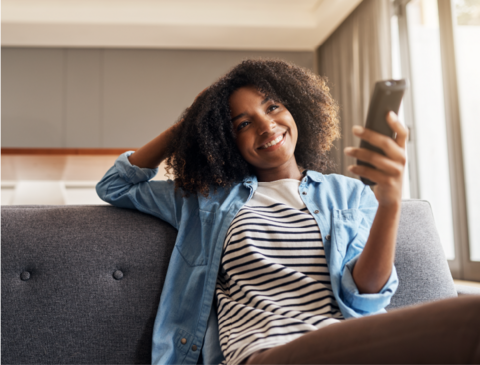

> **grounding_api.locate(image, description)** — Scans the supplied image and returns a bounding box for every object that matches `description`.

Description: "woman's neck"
[255,160,304,182]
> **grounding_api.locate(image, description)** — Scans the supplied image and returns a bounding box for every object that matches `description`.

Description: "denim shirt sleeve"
[339,184,399,315]
[95,151,184,229]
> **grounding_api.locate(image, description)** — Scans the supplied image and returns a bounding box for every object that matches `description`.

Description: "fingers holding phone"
[345,111,407,206]
[386,111,408,147]
[346,111,407,170]
[350,111,407,160]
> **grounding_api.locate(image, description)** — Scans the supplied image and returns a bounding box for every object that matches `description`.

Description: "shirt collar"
[303,170,324,183]
[242,170,324,186]
[242,175,258,189]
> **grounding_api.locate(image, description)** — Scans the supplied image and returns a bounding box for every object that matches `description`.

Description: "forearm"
[352,201,401,294]
[127,125,178,169]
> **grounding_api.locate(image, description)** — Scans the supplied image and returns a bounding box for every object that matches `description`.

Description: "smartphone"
[357,79,407,186]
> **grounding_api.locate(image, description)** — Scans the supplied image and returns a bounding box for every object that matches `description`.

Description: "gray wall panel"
[102,49,313,148]
[65,49,102,148]
[2,48,65,148]
[2,47,313,148]
[102,49,177,148]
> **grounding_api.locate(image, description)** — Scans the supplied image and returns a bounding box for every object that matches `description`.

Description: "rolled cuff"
[340,254,399,314]
[114,151,159,184]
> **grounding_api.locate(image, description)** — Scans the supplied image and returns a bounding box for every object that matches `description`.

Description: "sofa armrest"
[387,200,458,310]
[455,284,480,296]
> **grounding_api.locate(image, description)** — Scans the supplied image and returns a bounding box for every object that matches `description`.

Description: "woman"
[96,59,480,364]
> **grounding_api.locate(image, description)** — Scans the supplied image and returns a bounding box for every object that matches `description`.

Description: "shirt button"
[181,338,187,345]
[326,234,331,241]
[314,210,319,214]
[192,345,197,351]
[302,191,307,195]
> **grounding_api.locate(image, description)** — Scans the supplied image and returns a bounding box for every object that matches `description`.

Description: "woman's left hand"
[344,111,408,207]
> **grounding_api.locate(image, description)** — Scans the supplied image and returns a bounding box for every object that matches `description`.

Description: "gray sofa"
[2,200,479,364]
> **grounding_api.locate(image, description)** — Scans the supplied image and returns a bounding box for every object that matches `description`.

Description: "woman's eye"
[267,104,279,113]
[237,121,249,131]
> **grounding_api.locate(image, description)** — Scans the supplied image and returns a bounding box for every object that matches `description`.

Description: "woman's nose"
[256,115,276,135]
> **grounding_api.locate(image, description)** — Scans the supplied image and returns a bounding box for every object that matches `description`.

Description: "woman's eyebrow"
[231,96,271,123]
[231,113,247,123]
[261,96,272,105]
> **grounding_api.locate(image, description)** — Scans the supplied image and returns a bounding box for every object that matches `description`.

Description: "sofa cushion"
[1,205,177,365]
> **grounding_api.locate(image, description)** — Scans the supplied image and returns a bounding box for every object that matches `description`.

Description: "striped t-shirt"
[215,178,344,365]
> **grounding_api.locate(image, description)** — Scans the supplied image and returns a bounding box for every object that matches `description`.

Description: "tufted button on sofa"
[1,201,479,364]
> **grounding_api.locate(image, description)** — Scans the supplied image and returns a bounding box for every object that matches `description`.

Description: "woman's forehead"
[229,86,273,105]
[229,87,271,116]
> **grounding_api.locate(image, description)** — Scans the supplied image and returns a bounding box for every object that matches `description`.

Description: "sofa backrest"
[1,200,457,364]
[1,205,177,365]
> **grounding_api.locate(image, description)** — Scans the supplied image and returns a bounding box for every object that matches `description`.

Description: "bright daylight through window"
[406,0,455,260]
[453,0,480,262]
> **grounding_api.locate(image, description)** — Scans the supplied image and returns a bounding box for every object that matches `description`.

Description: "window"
[453,0,480,262]
[392,0,480,280]
[406,0,455,260]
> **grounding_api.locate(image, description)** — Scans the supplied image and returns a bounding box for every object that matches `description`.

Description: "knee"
[245,349,269,365]
[450,296,480,327]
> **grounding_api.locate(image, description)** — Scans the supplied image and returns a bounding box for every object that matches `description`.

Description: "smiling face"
[229,86,302,182]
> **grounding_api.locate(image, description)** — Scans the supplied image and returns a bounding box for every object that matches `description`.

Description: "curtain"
[317,0,392,177]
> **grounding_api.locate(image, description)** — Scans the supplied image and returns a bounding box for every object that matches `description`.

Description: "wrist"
[378,199,402,209]
[376,201,402,223]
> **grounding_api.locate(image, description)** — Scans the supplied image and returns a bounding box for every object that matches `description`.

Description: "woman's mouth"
[258,132,287,151]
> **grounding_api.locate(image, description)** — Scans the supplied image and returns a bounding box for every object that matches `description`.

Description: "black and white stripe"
[216,202,343,365]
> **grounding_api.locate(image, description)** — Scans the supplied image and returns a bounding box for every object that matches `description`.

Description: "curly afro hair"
[163,58,340,197]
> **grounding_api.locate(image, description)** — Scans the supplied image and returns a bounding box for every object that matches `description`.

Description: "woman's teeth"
[260,134,284,149]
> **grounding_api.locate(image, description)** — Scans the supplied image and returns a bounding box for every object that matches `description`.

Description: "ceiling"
[1,0,362,51]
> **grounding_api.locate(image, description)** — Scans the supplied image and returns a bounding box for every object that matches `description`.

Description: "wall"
[1,48,314,148]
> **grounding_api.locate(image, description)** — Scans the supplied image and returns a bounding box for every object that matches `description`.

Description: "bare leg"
[245,295,480,364]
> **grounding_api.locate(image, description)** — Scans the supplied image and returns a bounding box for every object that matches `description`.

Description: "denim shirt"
[96,151,398,365]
